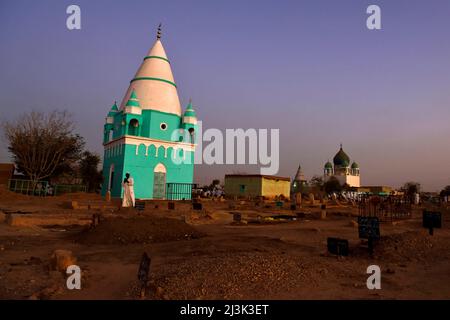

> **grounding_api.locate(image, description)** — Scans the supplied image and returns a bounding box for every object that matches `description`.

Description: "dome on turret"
[324,161,333,169]
[125,90,140,108]
[183,100,197,125]
[333,145,350,167]
[351,162,359,169]
[107,101,118,117]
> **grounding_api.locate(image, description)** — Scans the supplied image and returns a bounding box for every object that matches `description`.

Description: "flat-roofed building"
[224,174,291,199]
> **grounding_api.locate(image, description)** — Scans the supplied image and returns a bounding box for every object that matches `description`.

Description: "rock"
[50,250,77,272]
[28,293,39,300]
[349,220,358,227]
[155,286,165,297]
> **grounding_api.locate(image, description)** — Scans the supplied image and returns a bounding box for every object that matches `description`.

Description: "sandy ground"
[0,188,449,300]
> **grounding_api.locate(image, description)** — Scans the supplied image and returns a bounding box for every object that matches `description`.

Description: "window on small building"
[239,185,246,193]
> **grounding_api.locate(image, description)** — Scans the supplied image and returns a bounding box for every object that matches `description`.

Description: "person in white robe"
[121,173,135,207]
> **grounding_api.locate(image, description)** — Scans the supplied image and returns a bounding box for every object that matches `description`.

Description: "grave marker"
[358,216,380,254]
[135,201,145,211]
[168,202,175,210]
[137,252,151,298]
[423,210,442,235]
[327,237,349,256]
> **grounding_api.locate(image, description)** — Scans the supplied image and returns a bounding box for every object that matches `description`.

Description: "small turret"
[324,160,333,176]
[104,101,118,143]
[124,89,142,115]
[183,100,197,125]
[182,100,198,143]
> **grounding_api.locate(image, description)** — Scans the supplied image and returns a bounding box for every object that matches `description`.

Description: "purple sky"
[1,0,450,191]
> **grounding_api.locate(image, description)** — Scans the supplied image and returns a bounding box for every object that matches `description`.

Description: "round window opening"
[160,123,167,130]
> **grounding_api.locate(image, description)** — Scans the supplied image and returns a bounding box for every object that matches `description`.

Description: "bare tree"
[2,110,85,185]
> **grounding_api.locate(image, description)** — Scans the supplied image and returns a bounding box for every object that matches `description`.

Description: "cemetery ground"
[0,187,449,300]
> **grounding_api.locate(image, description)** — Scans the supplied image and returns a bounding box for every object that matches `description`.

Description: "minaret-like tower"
[292,164,307,194]
[101,26,199,199]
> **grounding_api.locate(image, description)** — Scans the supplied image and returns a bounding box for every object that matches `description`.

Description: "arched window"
[108,164,115,191]
[128,119,139,136]
[188,128,195,143]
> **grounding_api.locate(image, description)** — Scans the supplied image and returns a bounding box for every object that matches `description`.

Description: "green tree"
[440,185,450,198]
[324,177,343,195]
[79,151,103,192]
[402,181,420,202]
[309,175,324,191]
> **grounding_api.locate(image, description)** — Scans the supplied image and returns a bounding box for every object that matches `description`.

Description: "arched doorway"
[153,163,166,199]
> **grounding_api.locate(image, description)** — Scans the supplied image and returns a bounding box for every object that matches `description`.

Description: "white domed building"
[324,145,360,187]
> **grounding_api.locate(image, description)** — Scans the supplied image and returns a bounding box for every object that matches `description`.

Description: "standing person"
[122,173,136,207]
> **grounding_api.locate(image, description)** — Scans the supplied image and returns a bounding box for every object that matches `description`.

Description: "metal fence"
[7,179,87,197]
[166,183,197,200]
[8,179,49,196]
[53,184,87,196]
[359,195,412,222]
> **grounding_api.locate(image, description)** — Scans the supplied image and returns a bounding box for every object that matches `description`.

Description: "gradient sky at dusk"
[0,0,449,191]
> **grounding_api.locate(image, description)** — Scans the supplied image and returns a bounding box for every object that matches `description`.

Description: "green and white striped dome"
[120,34,181,116]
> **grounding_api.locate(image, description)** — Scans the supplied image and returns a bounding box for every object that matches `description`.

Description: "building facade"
[224,174,291,199]
[101,27,198,199]
[324,145,360,187]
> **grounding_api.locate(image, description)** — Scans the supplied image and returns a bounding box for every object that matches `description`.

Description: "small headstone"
[423,210,442,235]
[309,193,315,205]
[358,216,380,240]
[91,213,100,228]
[276,201,283,208]
[233,212,242,222]
[50,250,77,272]
[290,204,296,210]
[137,252,151,298]
[327,237,349,256]
[135,201,145,211]
[168,202,175,210]
[295,193,302,206]
[320,204,327,219]
[358,216,380,254]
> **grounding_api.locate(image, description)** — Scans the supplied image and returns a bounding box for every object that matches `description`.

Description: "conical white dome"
[120,39,181,116]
